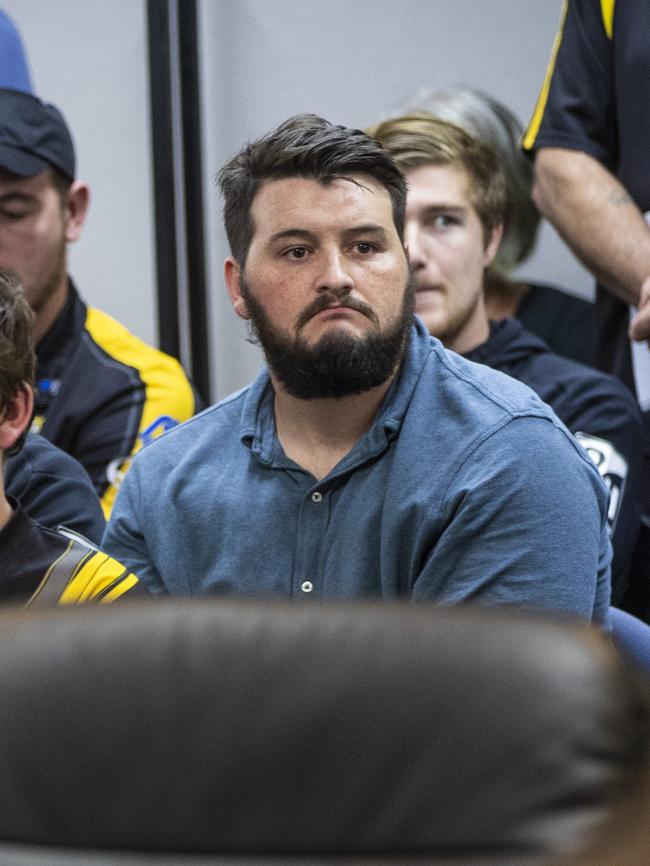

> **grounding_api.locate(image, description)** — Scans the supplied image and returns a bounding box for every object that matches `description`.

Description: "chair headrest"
[0,600,644,860]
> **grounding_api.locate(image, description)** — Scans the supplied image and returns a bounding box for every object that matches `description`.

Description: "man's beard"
[240,274,415,400]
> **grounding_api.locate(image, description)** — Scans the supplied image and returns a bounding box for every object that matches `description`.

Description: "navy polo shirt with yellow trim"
[523,0,650,392]
[33,280,199,517]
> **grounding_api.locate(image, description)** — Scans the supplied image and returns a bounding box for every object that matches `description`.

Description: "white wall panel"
[1,0,157,346]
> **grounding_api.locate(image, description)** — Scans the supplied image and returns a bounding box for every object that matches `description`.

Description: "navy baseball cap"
[0,88,75,181]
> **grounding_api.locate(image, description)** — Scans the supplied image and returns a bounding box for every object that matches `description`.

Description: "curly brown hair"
[0,270,35,414]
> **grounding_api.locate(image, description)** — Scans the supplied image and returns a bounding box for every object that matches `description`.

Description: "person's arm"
[4,434,106,544]
[523,1,650,337]
[412,416,612,627]
[533,148,650,312]
[629,276,650,342]
[101,462,167,594]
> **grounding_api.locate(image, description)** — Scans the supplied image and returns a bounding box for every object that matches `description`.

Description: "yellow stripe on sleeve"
[84,306,196,517]
[102,572,140,602]
[523,1,569,152]
[58,552,138,604]
[600,0,615,39]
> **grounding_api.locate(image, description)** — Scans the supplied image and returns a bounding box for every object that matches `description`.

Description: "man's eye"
[431,215,457,228]
[0,209,28,221]
[283,247,308,259]
[355,242,377,254]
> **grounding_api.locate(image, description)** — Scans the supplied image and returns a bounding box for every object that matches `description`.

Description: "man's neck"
[484,273,530,320]
[272,375,396,481]
[0,482,13,532]
[445,293,491,355]
[33,277,69,346]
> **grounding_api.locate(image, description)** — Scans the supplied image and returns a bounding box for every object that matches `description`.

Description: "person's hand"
[629,275,650,343]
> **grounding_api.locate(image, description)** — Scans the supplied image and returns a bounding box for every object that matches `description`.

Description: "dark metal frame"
[147,0,211,403]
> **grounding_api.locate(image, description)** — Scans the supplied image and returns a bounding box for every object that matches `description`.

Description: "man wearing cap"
[0,88,199,516]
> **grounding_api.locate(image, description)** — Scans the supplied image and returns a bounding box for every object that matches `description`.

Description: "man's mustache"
[295,292,379,330]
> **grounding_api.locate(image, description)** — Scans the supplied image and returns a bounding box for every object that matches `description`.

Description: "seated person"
[0,87,200,516]
[103,114,611,626]
[0,270,144,605]
[370,113,643,603]
[6,432,105,543]
[395,86,596,366]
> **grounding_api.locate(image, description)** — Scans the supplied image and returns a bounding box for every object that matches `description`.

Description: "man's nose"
[315,249,353,294]
[404,225,426,271]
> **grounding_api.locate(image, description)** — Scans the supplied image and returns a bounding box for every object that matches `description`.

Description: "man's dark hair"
[0,269,35,420]
[218,114,407,264]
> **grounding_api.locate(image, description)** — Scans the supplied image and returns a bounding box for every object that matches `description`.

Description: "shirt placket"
[292,485,329,598]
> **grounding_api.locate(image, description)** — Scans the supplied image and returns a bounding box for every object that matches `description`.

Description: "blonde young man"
[370,114,643,606]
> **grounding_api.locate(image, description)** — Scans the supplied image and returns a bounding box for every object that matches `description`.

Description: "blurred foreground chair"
[610,605,650,673]
[0,600,647,865]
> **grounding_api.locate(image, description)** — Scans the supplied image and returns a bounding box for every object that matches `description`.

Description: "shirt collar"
[239,317,436,471]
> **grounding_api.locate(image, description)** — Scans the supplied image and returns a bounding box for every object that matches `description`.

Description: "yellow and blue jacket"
[33,280,199,517]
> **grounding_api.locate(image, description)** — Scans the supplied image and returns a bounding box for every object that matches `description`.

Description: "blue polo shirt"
[103,319,611,625]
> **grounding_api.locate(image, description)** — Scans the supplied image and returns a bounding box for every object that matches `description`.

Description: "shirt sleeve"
[4,436,106,545]
[102,462,167,595]
[523,0,616,168]
[412,416,612,629]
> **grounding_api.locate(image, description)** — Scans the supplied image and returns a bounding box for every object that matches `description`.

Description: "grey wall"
[2,1,590,401]
[199,0,592,398]
[1,0,157,346]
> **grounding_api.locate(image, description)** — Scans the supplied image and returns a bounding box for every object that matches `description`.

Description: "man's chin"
[303,323,374,354]
[302,306,372,333]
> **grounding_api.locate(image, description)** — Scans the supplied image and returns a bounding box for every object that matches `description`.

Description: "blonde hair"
[390,86,539,276]
[368,113,505,248]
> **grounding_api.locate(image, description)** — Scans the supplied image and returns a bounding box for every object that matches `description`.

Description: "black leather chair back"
[0,601,646,865]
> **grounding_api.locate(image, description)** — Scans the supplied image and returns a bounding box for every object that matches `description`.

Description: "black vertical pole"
[178,0,211,402]
[147,0,180,360]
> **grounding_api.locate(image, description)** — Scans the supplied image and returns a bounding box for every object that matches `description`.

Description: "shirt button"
[311,491,322,503]
[301,581,313,593]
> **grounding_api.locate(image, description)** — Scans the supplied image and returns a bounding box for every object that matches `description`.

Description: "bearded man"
[103,114,611,625]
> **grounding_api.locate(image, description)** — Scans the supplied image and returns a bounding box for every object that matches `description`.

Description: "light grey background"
[3,1,590,400]
[1,0,157,345]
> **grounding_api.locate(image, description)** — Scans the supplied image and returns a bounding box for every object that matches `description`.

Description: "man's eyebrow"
[418,204,466,217]
[266,223,391,247]
[341,224,390,242]
[267,228,318,246]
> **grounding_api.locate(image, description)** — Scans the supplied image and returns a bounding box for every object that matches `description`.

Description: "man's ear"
[483,223,504,268]
[0,384,33,452]
[224,257,250,320]
[64,181,90,244]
